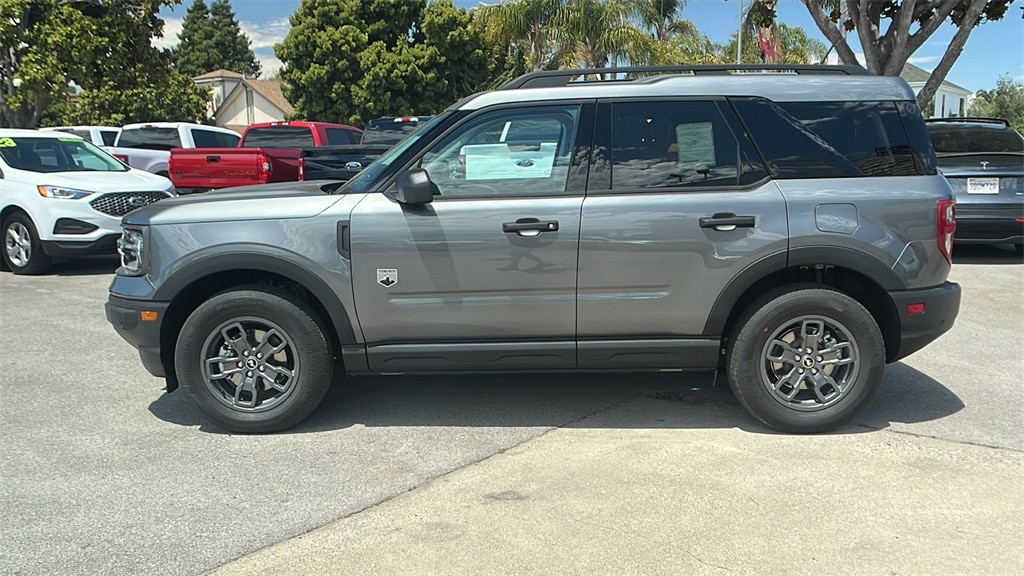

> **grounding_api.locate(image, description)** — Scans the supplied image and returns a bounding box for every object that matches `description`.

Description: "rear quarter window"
[732,99,923,178]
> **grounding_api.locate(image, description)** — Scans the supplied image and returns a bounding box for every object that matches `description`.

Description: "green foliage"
[970,75,1024,132]
[70,70,210,125]
[276,0,487,126]
[722,22,827,64]
[172,0,260,77]
[0,0,207,129]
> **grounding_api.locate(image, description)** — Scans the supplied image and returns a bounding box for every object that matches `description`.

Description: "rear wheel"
[174,287,333,433]
[727,288,885,433]
[2,213,52,275]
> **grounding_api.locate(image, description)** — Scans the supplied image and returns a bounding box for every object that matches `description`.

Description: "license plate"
[967,177,999,194]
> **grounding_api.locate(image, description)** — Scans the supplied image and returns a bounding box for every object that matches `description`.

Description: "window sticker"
[675,123,716,170]
[0,138,16,147]
[462,142,557,180]
[57,136,80,142]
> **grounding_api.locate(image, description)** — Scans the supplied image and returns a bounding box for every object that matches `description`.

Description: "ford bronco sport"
[105,65,961,434]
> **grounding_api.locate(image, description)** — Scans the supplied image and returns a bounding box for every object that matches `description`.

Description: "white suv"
[0,130,175,274]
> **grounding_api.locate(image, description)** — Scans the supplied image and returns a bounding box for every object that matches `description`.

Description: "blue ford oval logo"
[128,196,147,207]
[515,159,535,168]
[345,161,363,170]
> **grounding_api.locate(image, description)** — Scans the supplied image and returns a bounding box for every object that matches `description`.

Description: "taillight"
[937,198,956,264]
[298,157,305,181]
[257,152,270,182]
[113,153,130,165]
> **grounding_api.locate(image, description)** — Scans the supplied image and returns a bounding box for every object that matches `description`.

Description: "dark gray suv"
[106,65,961,434]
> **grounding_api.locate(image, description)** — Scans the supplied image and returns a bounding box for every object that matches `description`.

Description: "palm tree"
[630,0,717,65]
[553,0,649,69]
[478,0,565,71]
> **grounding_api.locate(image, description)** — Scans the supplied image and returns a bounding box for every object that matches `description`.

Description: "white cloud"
[239,18,291,50]
[908,55,940,67]
[257,54,284,77]
[153,16,183,50]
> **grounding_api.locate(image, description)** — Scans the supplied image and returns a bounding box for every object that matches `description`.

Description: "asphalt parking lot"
[1,245,1021,575]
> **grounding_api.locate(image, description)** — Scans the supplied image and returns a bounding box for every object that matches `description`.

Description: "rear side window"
[610,100,765,190]
[732,99,921,178]
[242,126,315,148]
[100,131,119,146]
[324,128,354,145]
[191,129,240,148]
[117,127,181,150]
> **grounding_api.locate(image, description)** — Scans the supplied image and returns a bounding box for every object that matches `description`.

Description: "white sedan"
[0,129,175,274]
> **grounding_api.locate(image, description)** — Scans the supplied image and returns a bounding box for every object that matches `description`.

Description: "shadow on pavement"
[52,255,120,277]
[952,244,1022,265]
[148,361,962,435]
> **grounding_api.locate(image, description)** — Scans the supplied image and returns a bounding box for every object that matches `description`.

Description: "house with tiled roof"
[194,69,294,133]
[900,63,973,118]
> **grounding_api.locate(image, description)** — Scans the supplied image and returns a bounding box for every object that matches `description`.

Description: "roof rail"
[500,64,873,90]
[924,117,1010,127]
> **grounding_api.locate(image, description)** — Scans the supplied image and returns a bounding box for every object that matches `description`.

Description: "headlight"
[37,185,93,199]
[117,227,145,275]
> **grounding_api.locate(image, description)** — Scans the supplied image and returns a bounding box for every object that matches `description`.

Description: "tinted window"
[926,123,1024,153]
[100,131,119,146]
[735,99,920,178]
[419,106,579,198]
[324,128,353,145]
[191,129,239,147]
[117,127,181,150]
[241,126,314,148]
[0,137,128,173]
[611,100,762,190]
[362,117,430,145]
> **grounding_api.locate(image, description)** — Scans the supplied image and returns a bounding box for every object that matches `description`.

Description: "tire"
[174,287,333,433]
[2,213,52,275]
[726,287,885,433]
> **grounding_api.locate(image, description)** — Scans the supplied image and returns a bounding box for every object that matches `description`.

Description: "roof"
[0,129,81,138]
[194,69,245,81]
[40,126,120,131]
[459,74,916,111]
[247,79,294,116]
[900,63,970,93]
[120,122,239,135]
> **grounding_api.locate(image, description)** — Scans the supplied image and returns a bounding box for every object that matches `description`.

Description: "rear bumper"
[955,204,1024,244]
[888,281,961,362]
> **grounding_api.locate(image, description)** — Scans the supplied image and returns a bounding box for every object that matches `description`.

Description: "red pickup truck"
[168,121,368,193]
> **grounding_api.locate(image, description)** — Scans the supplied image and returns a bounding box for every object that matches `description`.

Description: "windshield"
[339,112,452,194]
[116,127,181,150]
[0,136,129,173]
[926,123,1024,153]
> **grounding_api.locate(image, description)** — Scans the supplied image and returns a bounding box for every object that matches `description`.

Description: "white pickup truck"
[40,125,121,147]
[103,122,240,177]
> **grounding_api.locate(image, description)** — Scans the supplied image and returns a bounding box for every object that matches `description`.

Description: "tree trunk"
[915,0,987,110]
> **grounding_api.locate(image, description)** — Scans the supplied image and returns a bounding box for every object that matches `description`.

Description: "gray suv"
[105,65,961,434]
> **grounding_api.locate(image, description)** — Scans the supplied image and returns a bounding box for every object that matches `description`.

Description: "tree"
[721,22,828,64]
[631,0,720,65]
[70,70,210,125]
[173,0,260,78]
[970,75,1024,131]
[0,0,205,129]
[553,0,649,69]
[793,0,1016,109]
[276,0,488,126]
[477,0,564,72]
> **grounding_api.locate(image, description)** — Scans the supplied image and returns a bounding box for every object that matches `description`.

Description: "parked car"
[360,116,431,146]
[925,117,1024,255]
[104,122,241,177]
[106,64,960,435]
[0,130,174,274]
[40,125,120,147]
[168,120,387,194]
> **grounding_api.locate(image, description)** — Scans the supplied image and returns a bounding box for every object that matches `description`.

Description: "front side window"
[419,105,580,198]
[610,100,760,190]
[0,137,128,173]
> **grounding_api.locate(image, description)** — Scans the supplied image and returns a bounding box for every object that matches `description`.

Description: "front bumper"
[42,234,120,257]
[105,294,169,378]
[888,281,961,361]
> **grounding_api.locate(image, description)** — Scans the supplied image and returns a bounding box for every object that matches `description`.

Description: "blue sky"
[156,0,1024,92]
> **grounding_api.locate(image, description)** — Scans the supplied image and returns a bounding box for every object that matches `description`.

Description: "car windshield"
[339,113,450,194]
[926,123,1024,153]
[116,127,181,151]
[0,136,129,173]
[361,118,430,145]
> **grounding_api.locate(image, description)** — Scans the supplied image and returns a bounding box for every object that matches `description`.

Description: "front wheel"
[2,213,52,275]
[175,287,333,433]
[727,288,885,433]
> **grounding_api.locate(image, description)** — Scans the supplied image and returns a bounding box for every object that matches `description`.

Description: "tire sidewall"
[2,213,49,275]
[175,289,332,433]
[728,289,885,433]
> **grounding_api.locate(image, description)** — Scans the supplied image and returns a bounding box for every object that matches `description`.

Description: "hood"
[123,180,358,226]
[19,167,172,193]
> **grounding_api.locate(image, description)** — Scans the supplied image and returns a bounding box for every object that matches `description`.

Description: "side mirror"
[395,168,434,204]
